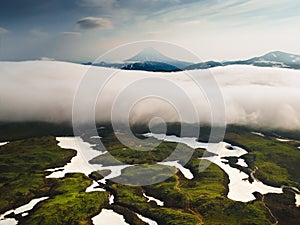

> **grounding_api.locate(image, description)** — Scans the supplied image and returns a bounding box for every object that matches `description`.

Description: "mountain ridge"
[85,49,300,71]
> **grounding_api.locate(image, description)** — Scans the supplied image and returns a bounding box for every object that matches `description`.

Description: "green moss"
[255,161,290,185]
[101,157,273,225]
[149,207,199,225]
[112,205,148,225]
[264,190,300,225]
[225,129,300,188]
[1,125,299,225]
[0,136,109,225]
[0,136,76,213]
[111,164,176,185]
[90,132,197,166]
[143,159,272,225]
[21,173,108,225]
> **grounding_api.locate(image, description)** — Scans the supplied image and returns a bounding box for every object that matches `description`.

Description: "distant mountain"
[83,50,300,71]
[121,61,182,72]
[125,47,192,69]
[91,61,125,69]
[224,51,300,69]
[184,61,222,70]
[86,47,192,71]
[125,47,173,62]
[184,51,300,70]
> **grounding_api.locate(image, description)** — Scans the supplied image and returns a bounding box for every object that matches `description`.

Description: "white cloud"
[61,32,82,36]
[1,61,300,130]
[30,29,48,37]
[39,57,56,61]
[0,27,8,35]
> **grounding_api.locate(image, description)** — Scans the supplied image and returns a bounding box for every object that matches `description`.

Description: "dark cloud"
[76,17,112,30]
[81,0,200,13]
[0,0,80,21]
[0,0,200,22]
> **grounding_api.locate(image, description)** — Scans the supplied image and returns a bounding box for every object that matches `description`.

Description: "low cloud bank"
[1,61,300,130]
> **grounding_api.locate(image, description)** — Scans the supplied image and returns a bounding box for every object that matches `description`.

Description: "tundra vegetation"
[0,123,299,224]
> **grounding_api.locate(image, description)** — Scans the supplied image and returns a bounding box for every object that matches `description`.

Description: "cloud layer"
[0,61,300,130]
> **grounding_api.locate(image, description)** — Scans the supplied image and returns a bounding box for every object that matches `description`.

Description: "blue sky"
[0,0,300,62]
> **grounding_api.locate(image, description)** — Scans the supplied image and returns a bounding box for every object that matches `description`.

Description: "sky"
[0,0,300,62]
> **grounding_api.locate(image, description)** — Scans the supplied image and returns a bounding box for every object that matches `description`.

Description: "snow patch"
[275,138,292,142]
[251,132,265,137]
[236,159,248,167]
[92,209,129,225]
[0,142,8,146]
[203,155,282,202]
[85,181,105,192]
[0,197,48,225]
[295,194,300,207]
[90,136,101,139]
[109,195,114,205]
[98,165,132,184]
[158,161,194,179]
[136,213,158,225]
[147,133,283,202]
[143,193,164,206]
[46,137,106,178]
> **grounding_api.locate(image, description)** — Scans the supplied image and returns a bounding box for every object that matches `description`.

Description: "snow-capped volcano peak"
[125,47,176,63]
[123,47,192,69]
